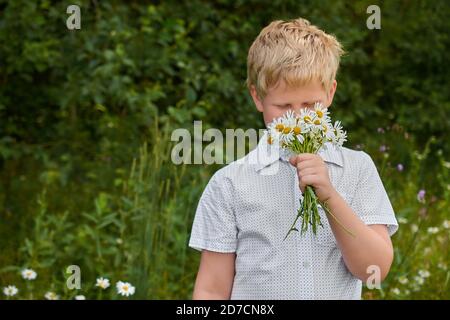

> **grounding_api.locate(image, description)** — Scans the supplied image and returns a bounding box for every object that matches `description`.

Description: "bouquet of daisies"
[266,102,352,240]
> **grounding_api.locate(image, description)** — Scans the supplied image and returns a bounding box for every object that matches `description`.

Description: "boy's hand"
[289,153,336,203]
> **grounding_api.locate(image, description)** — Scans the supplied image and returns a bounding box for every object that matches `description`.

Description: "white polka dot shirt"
[189,132,398,300]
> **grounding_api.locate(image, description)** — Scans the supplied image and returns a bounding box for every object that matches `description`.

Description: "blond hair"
[246,18,344,99]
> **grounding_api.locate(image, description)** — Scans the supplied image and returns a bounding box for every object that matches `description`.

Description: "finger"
[296,159,317,171]
[298,167,317,178]
[299,174,318,193]
[296,153,317,162]
[289,156,298,167]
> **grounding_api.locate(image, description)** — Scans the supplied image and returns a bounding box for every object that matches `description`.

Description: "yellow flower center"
[275,124,284,132]
[283,127,291,134]
[303,116,312,123]
[123,285,129,292]
[323,125,328,132]
[267,136,273,144]
[314,119,321,125]
[293,126,301,135]
[316,110,323,118]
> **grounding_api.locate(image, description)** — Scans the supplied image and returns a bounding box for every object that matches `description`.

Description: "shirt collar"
[248,132,344,172]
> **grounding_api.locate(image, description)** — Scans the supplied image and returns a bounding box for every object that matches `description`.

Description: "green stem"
[283,197,305,241]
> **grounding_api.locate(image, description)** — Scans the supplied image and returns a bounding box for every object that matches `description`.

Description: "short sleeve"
[188,171,238,253]
[351,151,399,236]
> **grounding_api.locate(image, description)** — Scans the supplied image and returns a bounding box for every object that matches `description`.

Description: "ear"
[249,85,264,113]
[325,80,337,107]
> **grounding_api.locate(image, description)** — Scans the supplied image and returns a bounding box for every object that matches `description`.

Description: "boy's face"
[250,79,337,126]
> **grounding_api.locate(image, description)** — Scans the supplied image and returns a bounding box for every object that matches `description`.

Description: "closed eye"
[274,101,321,109]
[274,104,291,108]
[302,102,318,108]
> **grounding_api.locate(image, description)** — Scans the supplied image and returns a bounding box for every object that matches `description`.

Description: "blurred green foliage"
[0,0,449,299]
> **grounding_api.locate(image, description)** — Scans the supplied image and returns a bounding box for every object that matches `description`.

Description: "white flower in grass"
[116,281,135,297]
[21,268,37,280]
[411,224,419,233]
[397,217,408,224]
[414,276,424,285]
[404,289,411,296]
[75,295,86,300]
[443,220,450,229]
[45,291,59,300]
[398,276,408,284]
[3,285,18,297]
[427,227,439,234]
[438,262,447,270]
[95,277,110,289]
[418,270,430,278]
[391,288,400,295]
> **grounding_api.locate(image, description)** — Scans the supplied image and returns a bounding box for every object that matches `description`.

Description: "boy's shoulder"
[340,145,377,171]
[341,145,372,161]
[208,151,258,183]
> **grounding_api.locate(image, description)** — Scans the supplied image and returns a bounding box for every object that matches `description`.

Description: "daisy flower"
[116,281,135,297]
[331,121,347,146]
[437,262,447,270]
[299,107,316,126]
[3,285,18,297]
[44,291,59,300]
[95,277,110,289]
[75,295,86,300]
[391,288,400,295]
[21,268,37,280]
[309,114,326,133]
[398,276,409,285]
[414,276,425,285]
[313,102,330,120]
[418,270,430,278]
[427,227,439,234]
[279,110,298,144]
[397,217,408,224]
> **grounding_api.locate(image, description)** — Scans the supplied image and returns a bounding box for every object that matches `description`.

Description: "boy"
[188,18,398,300]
